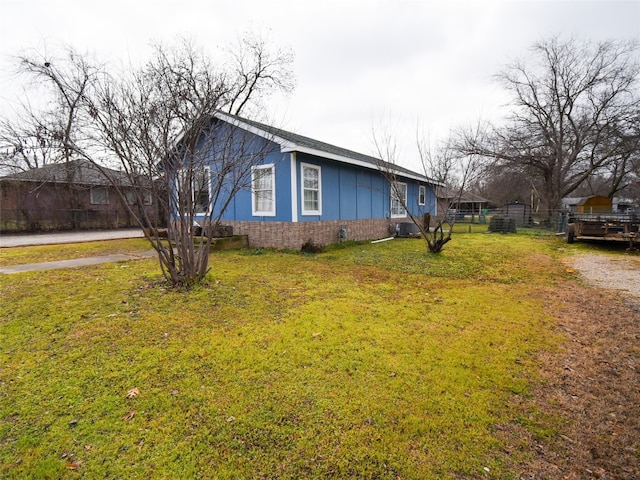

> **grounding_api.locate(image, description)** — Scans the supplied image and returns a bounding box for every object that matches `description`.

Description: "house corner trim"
[290,152,298,223]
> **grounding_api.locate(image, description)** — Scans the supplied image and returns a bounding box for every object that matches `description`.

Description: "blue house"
[189,112,440,249]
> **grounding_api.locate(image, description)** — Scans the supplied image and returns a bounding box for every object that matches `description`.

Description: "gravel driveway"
[522,251,640,479]
[569,253,640,299]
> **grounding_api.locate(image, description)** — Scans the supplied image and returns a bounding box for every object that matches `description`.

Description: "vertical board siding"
[310,157,338,220]
[372,174,389,219]
[295,153,436,223]
[190,120,439,249]
[356,169,373,219]
[216,150,292,222]
[338,167,358,220]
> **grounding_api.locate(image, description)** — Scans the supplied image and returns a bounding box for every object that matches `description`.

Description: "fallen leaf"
[123,409,137,421]
[126,387,139,398]
[65,462,80,470]
[566,268,575,273]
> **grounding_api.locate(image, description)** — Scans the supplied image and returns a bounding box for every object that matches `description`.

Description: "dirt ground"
[517,252,640,479]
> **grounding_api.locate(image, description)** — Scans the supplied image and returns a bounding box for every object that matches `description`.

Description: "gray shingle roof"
[0,159,132,186]
[438,188,489,204]
[216,112,441,185]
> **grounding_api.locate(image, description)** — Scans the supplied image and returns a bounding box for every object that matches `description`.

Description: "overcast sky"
[1,0,638,171]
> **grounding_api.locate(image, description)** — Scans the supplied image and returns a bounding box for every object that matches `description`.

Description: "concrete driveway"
[0,228,145,248]
[0,229,153,274]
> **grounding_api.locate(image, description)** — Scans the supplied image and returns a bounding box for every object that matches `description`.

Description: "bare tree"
[461,37,640,217]
[372,122,480,253]
[7,37,294,288]
[88,39,293,288]
[0,50,96,169]
[0,49,98,226]
[0,117,56,173]
[416,128,457,188]
[224,32,295,116]
[472,162,532,206]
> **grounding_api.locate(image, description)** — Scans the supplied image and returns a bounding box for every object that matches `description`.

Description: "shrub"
[300,239,325,254]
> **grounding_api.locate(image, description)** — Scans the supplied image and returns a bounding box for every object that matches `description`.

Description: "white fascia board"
[282,145,441,185]
[213,111,292,147]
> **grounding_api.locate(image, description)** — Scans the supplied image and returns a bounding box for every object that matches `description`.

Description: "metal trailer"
[566,212,640,250]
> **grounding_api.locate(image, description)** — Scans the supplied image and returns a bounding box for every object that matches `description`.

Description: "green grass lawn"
[1,233,570,479]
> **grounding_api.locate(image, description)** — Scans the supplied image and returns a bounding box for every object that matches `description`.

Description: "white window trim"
[251,164,276,217]
[390,181,407,218]
[301,162,322,216]
[418,185,426,206]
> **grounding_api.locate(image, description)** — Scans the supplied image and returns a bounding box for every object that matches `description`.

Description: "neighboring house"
[185,112,441,249]
[563,196,637,214]
[613,197,638,213]
[562,197,583,212]
[436,188,489,219]
[0,159,160,233]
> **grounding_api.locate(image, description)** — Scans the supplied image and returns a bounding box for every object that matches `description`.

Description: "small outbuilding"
[436,188,489,221]
[502,202,533,227]
[577,195,612,214]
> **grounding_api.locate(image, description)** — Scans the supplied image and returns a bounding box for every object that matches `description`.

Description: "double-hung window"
[301,163,322,215]
[390,181,407,217]
[90,186,109,205]
[126,189,153,206]
[252,164,276,216]
[125,190,137,205]
[193,166,211,214]
[419,185,426,206]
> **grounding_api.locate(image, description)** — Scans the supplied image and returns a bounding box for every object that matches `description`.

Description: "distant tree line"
[375,36,638,238]
[459,37,640,216]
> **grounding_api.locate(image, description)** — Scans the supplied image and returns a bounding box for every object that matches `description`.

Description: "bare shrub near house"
[6,36,294,288]
[372,121,481,253]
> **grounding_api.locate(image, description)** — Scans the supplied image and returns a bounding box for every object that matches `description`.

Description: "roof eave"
[282,145,440,184]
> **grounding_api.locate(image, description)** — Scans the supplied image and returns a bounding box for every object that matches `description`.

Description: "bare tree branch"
[3,37,294,288]
[461,37,640,216]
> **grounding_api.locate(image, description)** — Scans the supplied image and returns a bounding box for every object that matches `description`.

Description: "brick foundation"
[225,219,398,249]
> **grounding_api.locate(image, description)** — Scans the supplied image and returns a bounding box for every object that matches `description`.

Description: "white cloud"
[1,0,638,171]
